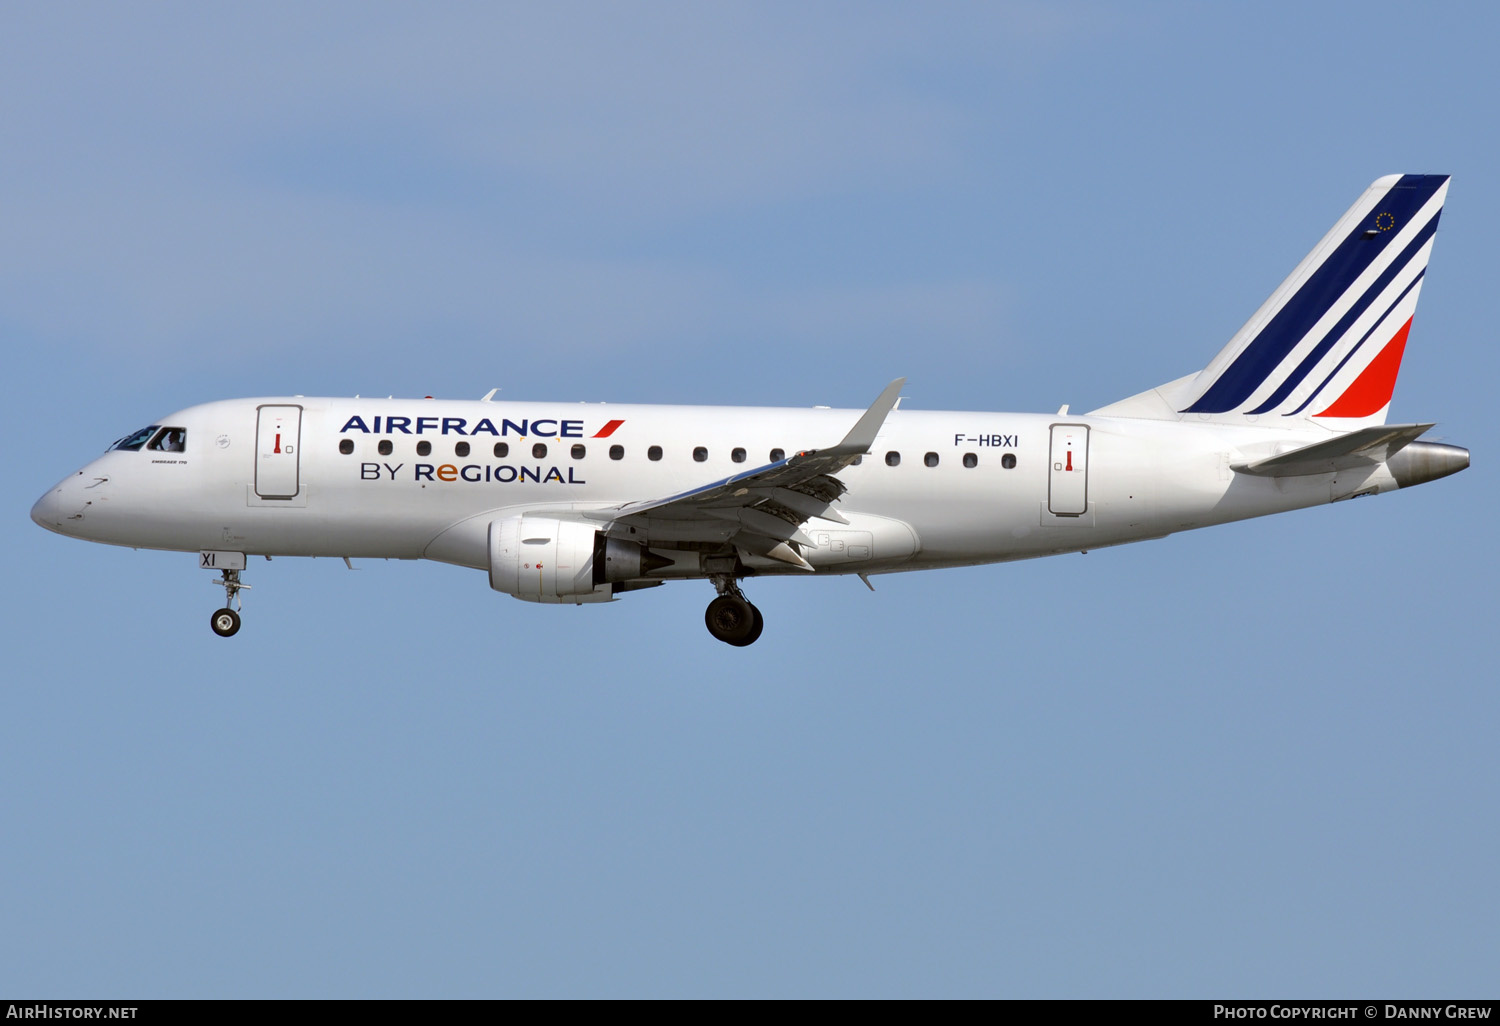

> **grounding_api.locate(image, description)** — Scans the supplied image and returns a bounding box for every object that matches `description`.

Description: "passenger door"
[254,404,302,499]
[1048,424,1089,516]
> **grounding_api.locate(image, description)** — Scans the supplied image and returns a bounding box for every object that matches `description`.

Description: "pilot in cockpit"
[148,428,186,453]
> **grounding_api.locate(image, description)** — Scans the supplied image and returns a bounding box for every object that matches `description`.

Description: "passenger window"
[533,443,547,459]
[339,439,354,455]
[148,427,187,452]
[571,444,586,459]
[494,442,509,458]
[1002,453,1017,470]
[648,446,663,461]
[770,448,785,462]
[416,440,432,456]
[885,451,901,467]
[378,440,393,456]
[963,452,978,468]
[732,447,746,463]
[110,426,159,452]
[610,445,624,460]
[693,446,708,462]
[924,452,939,467]
[455,441,470,458]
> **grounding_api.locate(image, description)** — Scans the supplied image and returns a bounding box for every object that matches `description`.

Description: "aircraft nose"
[31,485,62,531]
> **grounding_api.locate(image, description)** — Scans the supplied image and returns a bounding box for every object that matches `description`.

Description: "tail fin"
[1093,174,1449,428]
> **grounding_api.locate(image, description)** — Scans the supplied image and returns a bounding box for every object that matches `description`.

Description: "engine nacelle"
[488,515,608,603]
[487,517,670,603]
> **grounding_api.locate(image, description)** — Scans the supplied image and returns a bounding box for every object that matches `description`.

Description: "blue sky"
[3,2,1495,997]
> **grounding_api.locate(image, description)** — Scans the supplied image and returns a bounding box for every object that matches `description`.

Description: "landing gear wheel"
[210,607,241,637]
[727,604,764,647]
[209,567,249,638]
[705,594,757,645]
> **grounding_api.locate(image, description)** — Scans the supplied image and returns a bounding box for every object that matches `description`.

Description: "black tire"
[705,595,756,645]
[728,604,765,647]
[210,608,241,637]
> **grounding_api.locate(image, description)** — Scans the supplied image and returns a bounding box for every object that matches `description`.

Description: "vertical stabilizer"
[1092,175,1449,430]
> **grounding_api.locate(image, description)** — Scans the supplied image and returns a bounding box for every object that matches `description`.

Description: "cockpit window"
[147,427,187,452]
[109,426,159,452]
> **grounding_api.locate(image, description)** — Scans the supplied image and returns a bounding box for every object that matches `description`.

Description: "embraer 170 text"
[32,175,1469,645]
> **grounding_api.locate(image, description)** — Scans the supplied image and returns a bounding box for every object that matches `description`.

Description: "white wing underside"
[581,379,906,568]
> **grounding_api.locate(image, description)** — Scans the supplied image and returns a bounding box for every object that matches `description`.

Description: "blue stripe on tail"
[1182,175,1447,414]
[1244,216,1439,414]
[1284,270,1426,417]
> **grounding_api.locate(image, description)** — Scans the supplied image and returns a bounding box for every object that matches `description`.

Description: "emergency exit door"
[255,405,302,499]
[1048,424,1089,516]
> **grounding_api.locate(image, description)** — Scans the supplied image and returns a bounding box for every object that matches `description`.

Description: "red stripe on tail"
[1315,317,1413,419]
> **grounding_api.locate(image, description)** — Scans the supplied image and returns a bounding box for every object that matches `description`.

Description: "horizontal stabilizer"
[1231,423,1433,477]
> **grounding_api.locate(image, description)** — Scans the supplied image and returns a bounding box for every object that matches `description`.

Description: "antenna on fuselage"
[481,388,499,402]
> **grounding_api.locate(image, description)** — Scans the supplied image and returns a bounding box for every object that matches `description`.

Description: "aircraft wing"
[1231,422,1435,477]
[584,379,905,568]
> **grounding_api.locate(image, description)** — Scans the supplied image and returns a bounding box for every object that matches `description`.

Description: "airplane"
[31,174,1470,646]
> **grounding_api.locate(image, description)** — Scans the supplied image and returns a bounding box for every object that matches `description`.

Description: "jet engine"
[487,516,671,603]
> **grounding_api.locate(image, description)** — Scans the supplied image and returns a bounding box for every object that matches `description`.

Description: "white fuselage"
[33,395,1407,578]
[29,177,1472,645]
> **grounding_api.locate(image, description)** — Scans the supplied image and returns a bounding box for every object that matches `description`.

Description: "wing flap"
[704,506,816,547]
[751,486,851,525]
[736,536,815,570]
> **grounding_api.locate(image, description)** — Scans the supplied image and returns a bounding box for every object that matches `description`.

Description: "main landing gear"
[209,568,250,638]
[705,576,764,647]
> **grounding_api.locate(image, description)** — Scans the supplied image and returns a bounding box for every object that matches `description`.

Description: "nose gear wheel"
[209,568,250,638]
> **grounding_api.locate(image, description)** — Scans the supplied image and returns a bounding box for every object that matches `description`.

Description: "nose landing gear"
[705,577,764,647]
[210,568,250,638]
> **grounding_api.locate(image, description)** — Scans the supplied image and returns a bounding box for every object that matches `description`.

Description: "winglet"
[823,378,905,457]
